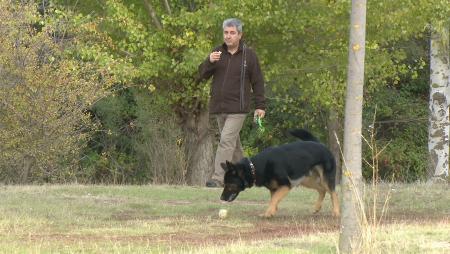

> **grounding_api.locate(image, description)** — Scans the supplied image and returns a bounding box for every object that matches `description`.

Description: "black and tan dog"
[220,129,340,218]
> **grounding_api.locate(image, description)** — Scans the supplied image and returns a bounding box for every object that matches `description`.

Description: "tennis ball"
[218,209,228,219]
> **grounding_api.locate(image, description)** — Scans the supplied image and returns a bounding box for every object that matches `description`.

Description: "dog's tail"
[289,129,320,142]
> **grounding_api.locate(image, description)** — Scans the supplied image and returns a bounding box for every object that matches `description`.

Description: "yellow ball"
[218,209,228,219]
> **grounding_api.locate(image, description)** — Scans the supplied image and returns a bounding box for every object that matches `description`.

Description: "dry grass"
[335,118,449,253]
[0,184,448,253]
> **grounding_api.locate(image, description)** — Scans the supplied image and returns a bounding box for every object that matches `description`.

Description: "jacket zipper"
[240,44,246,111]
[220,54,231,112]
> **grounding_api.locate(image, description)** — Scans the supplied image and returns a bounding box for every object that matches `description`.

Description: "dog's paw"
[332,208,340,217]
[259,213,274,219]
[260,209,276,218]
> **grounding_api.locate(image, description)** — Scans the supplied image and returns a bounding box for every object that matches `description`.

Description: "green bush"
[80,88,186,184]
[241,92,329,157]
[363,86,428,182]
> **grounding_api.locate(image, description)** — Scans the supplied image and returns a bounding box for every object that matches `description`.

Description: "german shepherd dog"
[220,129,340,218]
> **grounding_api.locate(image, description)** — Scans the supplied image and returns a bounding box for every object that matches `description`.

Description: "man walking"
[198,18,266,187]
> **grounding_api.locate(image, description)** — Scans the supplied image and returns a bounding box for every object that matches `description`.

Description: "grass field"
[0,183,449,253]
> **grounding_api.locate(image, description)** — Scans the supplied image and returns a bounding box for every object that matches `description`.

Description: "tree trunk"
[339,0,366,253]
[428,27,449,182]
[142,0,163,29]
[183,108,214,186]
[328,107,342,185]
[20,155,35,184]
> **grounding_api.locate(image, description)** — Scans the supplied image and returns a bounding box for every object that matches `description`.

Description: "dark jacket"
[198,41,266,114]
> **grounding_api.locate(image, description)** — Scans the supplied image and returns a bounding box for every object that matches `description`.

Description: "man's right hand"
[209,51,222,63]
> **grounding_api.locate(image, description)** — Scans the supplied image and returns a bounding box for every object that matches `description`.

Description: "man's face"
[223,26,242,49]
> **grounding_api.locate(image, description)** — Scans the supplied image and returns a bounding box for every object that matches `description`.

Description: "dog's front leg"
[261,186,290,218]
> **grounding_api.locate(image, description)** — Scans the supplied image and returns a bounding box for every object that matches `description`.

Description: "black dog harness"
[246,157,256,186]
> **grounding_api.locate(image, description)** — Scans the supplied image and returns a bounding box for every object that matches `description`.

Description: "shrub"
[0,2,108,183]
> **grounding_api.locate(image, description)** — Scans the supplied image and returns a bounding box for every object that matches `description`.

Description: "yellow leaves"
[185,30,194,38]
[81,21,98,34]
[366,42,379,50]
[148,84,156,92]
[344,170,353,177]
[352,43,361,51]
[171,29,195,47]
[0,2,109,182]
[171,35,186,46]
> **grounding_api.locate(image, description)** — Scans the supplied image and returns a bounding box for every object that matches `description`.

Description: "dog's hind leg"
[321,181,340,217]
[300,168,327,214]
[330,191,340,217]
[314,165,340,216]
[319,182,340,217]
[261,186,290,218]
[313,190,326,214]
[316,168,340,217]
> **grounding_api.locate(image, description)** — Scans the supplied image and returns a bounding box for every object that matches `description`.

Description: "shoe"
[206,179,223,188]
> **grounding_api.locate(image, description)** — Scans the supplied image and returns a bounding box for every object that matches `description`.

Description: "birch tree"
[339,0,366,253]
[428,26,449,182]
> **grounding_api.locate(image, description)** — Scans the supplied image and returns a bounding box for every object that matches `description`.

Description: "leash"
[255,115,265,133]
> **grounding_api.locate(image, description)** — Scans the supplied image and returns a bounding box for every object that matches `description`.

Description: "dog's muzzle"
[220,192,238,202]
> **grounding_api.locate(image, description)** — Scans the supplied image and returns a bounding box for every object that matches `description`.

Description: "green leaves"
[50,0,449,182]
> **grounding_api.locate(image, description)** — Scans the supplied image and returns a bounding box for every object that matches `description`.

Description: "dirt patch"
[61,194,127,205]
[154,213,449,246]
[17,213,449,246]
[165,200,193,205]
[384,212,449,224]
[18,215,339,245]
[159,215,340,245]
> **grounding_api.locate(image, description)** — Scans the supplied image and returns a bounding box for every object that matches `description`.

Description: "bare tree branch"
[163,0,172,15]
[143,0,162,30]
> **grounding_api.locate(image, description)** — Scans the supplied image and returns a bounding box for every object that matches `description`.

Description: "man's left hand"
[254,109,265,121]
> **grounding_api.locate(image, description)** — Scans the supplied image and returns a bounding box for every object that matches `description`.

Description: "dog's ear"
[221,161,234,172]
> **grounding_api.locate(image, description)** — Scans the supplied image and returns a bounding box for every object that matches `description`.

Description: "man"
[198,18,266,187]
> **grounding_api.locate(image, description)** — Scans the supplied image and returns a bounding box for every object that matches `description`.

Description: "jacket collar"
[222,40,245,54]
